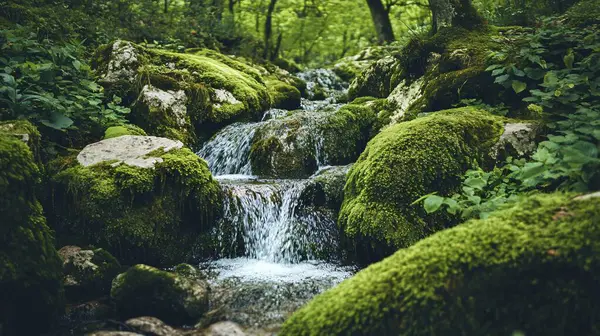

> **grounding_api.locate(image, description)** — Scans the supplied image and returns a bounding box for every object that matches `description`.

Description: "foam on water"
[209,257,354,283]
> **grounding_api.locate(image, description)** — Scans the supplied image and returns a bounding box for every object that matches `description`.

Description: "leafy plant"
[0,27,129,130]
[417,17,600,220]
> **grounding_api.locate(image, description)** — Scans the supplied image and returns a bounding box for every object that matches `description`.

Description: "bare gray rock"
[76,135,183,168]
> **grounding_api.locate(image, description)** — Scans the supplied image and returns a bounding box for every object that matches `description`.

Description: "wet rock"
[76,135,184,169]
[58,245,121,301]
[204,321,246,336]
[111,265,210,325]
[125,316,180,336]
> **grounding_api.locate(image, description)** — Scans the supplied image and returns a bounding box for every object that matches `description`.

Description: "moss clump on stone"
[50,146,222,266]
[0,133,64,336]
[338,107,504,262]
[347,56,404,101]
[111,264,209,326]
[266,78,301,110]
[104,125,147,139]
[250,101,376,179]
[281,193,600,336]
[0,119,42,160]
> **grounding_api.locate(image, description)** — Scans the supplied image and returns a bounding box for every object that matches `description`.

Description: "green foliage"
[281,192,600,336]
[0,27,129,131]
[419,15,600,219]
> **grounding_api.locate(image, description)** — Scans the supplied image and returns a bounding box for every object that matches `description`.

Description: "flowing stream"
[196,69,355,330]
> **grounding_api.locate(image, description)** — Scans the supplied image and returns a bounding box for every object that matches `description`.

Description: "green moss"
[62,247,121,302]
[104,125,147,139]
[348,57,404,101]
[338,107,504,262]
[320,103,377,164]
[0,134,64,336]
[0,119,42,160]
[49,147,222,266]
[564,0,600,26]
[111,264,208,325]
[249,101,377,179]
[281,193,600,336]
[266,78,301,110]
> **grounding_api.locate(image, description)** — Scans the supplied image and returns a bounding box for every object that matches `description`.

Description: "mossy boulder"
[347,56,404,101]
[0,133,64,335]
[95,41,291,144]
[332,44,405,82]
[300,165,352,212]
[49,135,222,266]
[250,102,376,179]
[104,125,147,139]
[281,193,600,335]
[266,78,301,110]
[338,107,504,262]
[58,246,121,302]
[111,264,209,326]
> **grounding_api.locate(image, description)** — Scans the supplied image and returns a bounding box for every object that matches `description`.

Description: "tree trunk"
[264,0,277,59]
[365,0,395,44]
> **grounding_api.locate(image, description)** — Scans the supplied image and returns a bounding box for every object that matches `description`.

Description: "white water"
[195,69,353,328]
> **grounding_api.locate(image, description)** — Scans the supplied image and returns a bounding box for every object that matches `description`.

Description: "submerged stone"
[111,264,209,326]
[49,136,222,266]
[281,193,600,335]
[125,316,179,336]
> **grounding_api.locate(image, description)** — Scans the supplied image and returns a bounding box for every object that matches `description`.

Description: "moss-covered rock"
[104,125,147,139]
[96,41,301,144]
[58,246,121,302]
[0,119,42,160]
[266,78,301,110]
[250,102,376,179]
[0,133,64,335]
[111,264,209,326]
[332,44,405,82]
[281,193,600,335]
[49,135,222,266]
[299,165,352,213]
[347,56,404,101]
[338,107,504,262]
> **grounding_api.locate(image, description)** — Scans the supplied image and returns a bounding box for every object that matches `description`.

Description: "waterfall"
[196,122,259,176]
[215,177,337,263]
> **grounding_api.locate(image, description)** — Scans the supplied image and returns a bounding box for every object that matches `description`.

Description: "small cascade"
[195,69,354,329]
[196,122,259,176]
[216,179,335,263]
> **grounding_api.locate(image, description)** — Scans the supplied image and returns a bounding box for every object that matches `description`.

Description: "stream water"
[196,70,355,330]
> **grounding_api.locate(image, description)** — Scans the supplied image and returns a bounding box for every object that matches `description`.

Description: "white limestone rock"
[101,40,139,84]
[76,135,184,169]
[139,84,188,127]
